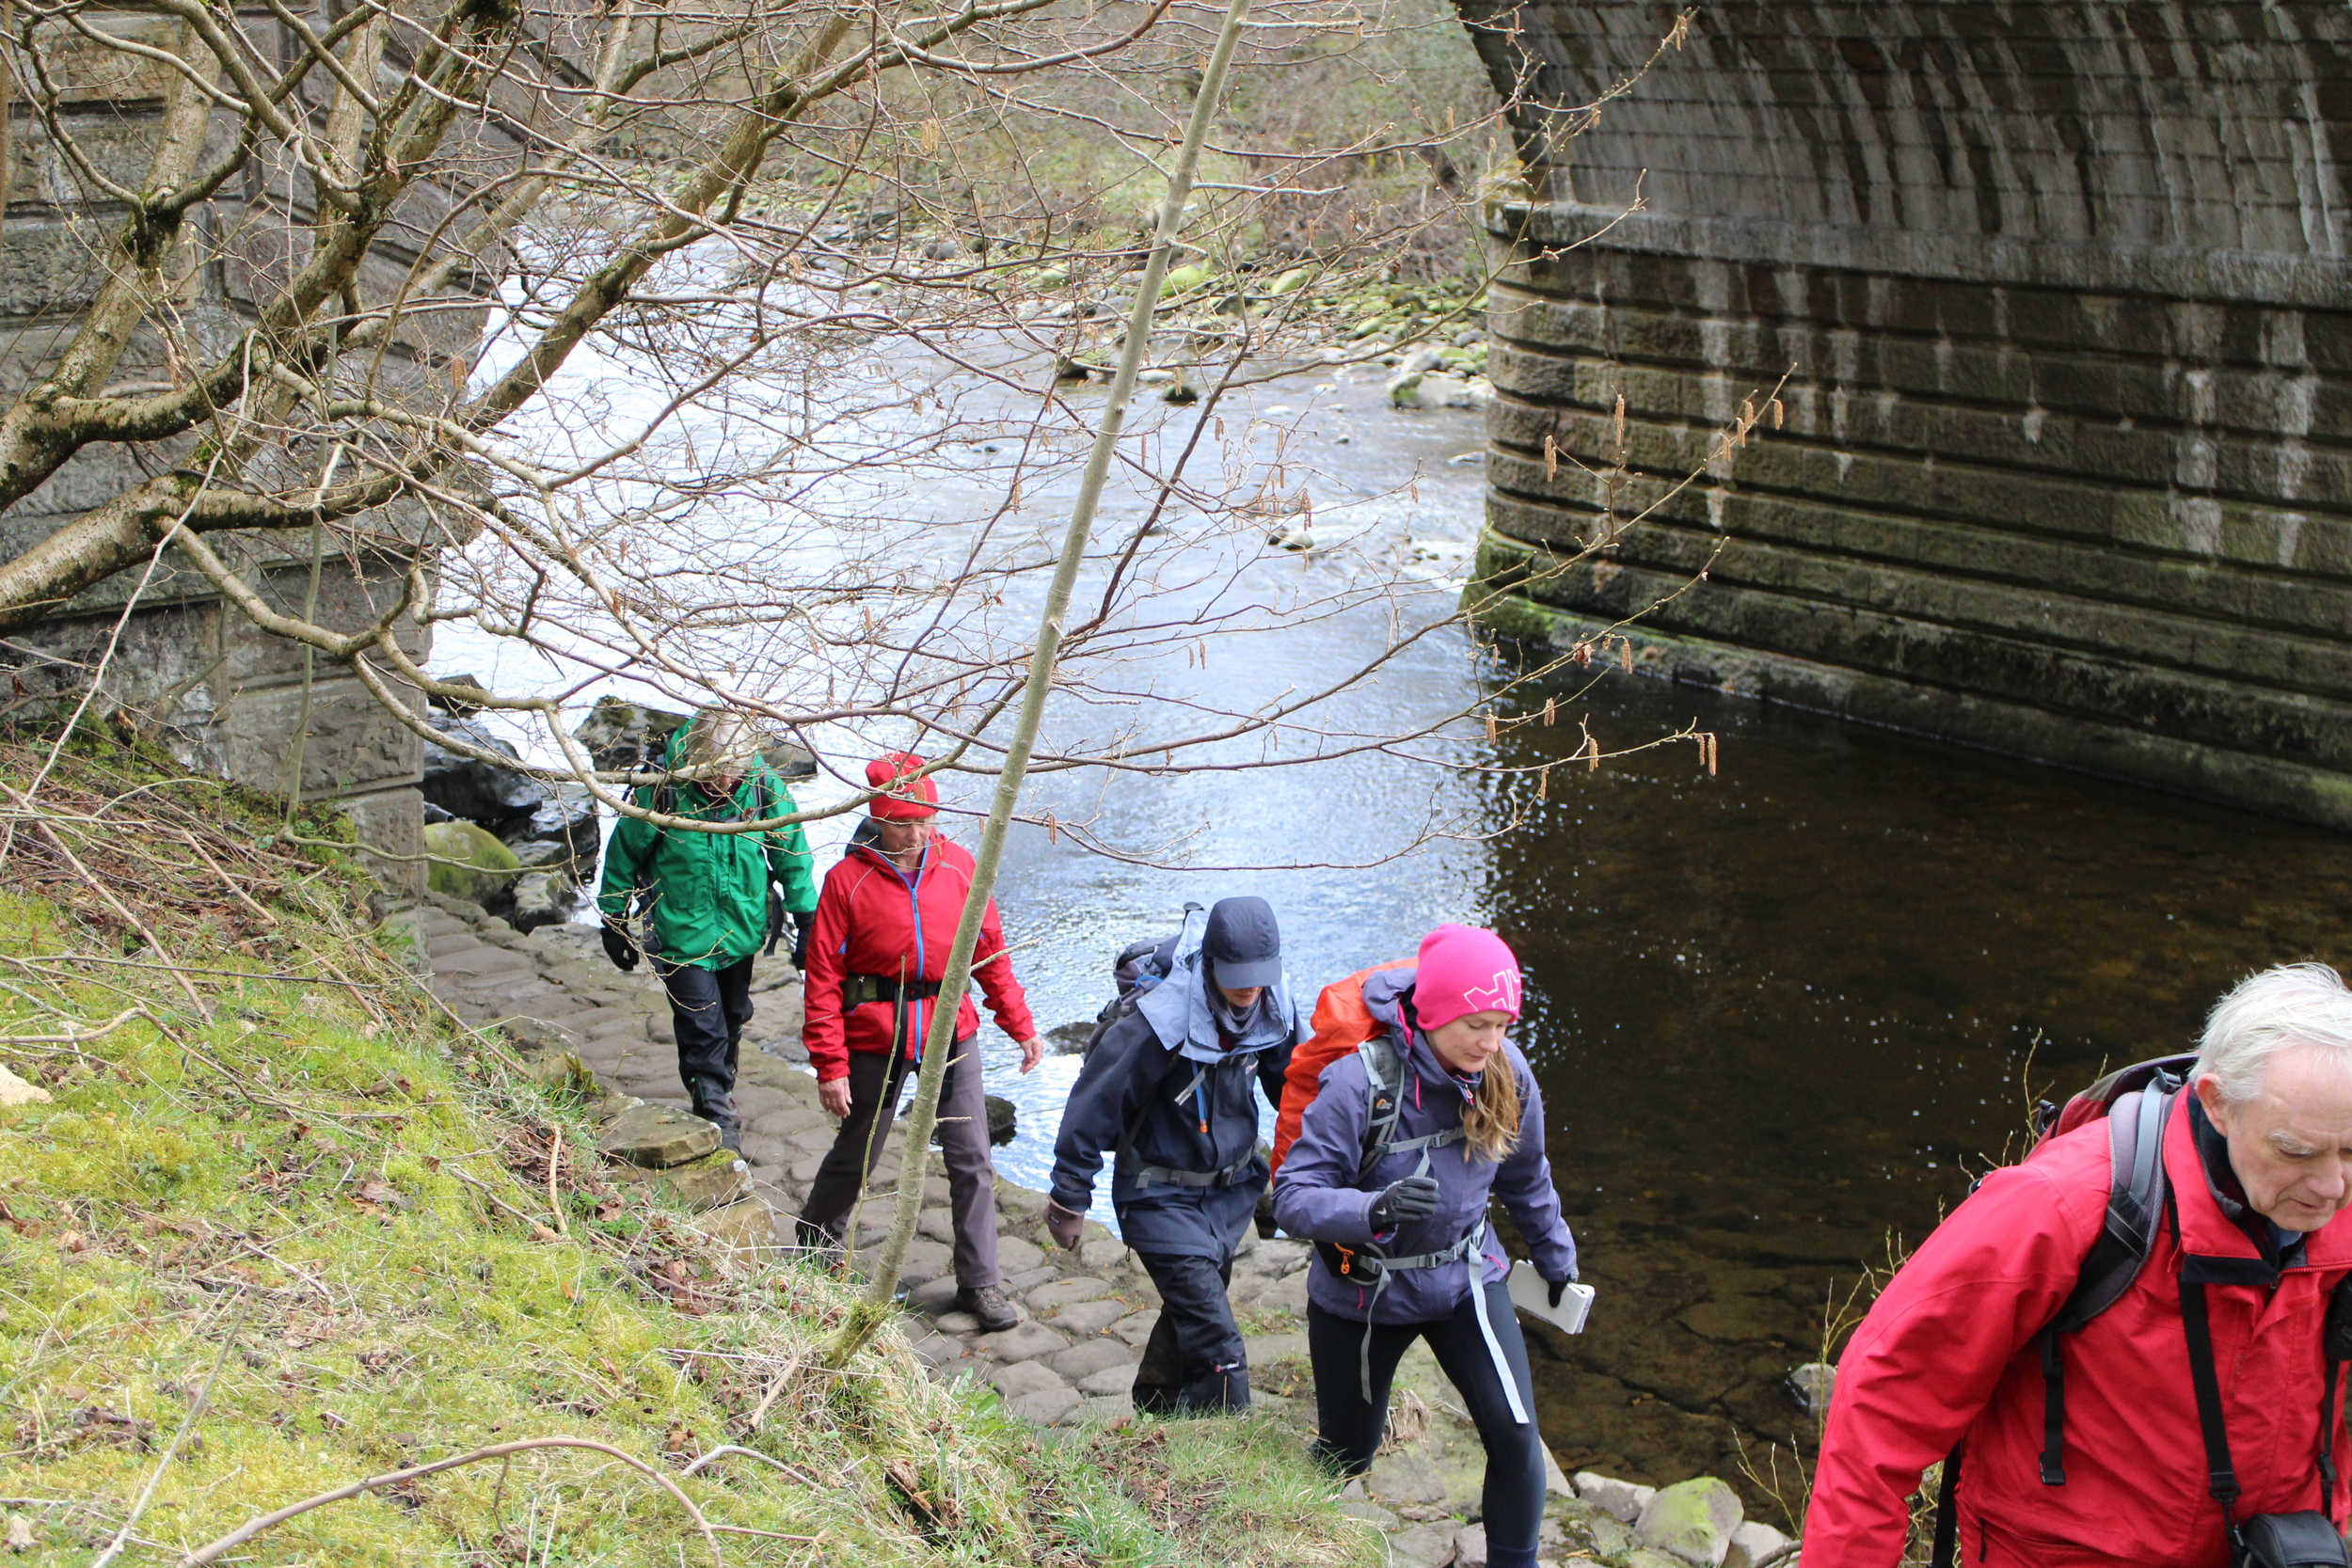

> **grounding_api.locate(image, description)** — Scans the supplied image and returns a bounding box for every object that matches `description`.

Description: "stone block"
[1026,1276,1111,1312]
[1110,1311,1160,1347]
[598,1104,723,1168]
[994,1181,1048,1219]
[1076,1363,1137,1396]
[1634,1478,1743,1568]
[1046,1299,1128,1336]
[990,1359,1067,1399]
[1045,1339,1132,1380]
[995,1235,1044,1275]
[1452,1523,1487,1568]
[974,1322,1067,1363]
[1725,1520,1795,1568]
[1010,1386,1082,1425]
[897,1240,953,1288]
[1385,1523,1458,1567]
[1576,1473,1655,1523]
[1078,1237,1128,1272]
[605,1151,749,1212]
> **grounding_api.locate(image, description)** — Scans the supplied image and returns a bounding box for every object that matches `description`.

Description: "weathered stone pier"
[1460,1,2352,825]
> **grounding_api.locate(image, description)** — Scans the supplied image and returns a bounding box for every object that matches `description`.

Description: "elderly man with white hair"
[1805,963,2352,1568]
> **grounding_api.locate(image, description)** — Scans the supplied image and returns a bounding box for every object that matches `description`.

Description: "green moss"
[423,820,520,905]
[0,730,1372,1566]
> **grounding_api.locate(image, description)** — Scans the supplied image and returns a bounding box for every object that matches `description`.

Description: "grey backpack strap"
[1354,1034,1408,1187]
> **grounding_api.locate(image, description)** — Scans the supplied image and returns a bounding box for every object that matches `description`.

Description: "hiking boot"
[955,1284,1020,1333]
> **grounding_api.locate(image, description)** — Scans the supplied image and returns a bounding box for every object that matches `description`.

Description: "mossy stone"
[1632,1477,1743,1567]
[424,820,520,906]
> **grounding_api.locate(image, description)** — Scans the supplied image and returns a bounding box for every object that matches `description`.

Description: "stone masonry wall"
[1457,1,2352,826]
[0,7,496,886]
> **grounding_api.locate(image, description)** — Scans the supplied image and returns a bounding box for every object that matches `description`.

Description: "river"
[436,339,2352,1522]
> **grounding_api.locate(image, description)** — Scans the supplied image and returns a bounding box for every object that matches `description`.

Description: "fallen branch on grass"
[176,1435,725,1566]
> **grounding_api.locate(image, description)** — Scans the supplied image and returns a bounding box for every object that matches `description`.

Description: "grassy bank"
[0,724,1375,1567]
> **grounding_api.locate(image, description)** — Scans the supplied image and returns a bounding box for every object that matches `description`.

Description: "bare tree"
[0,0,1751,856]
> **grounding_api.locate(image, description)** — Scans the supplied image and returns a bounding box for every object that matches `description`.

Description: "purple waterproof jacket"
[1271,970,1577,1323]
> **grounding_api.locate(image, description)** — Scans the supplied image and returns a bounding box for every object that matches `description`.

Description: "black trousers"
[1132,1252,1248,1414]
[656,954,754,1123]
[1307,1283,1546,1568]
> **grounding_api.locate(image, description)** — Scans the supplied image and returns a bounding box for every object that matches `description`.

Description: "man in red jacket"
[1807,963,2352,1568]
[792,752,1041,1332]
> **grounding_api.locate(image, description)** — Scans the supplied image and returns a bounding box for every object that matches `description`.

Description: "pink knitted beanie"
[1413,924,1523,1031]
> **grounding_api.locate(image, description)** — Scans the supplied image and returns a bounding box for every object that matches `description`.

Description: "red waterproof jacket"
[1806,1093,2352,1568]
[801,836,1036,1084]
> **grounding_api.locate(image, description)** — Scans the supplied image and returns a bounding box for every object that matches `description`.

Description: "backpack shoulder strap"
[2058,1081,2176,1330]
[2028,1080,2179,1492]
[1113,1038,1189,1169]
[1354,1034,1408,1187]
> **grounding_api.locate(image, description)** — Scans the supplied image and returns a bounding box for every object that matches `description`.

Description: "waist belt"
[843,973,943,1008]
[1126,1150,1262,1191]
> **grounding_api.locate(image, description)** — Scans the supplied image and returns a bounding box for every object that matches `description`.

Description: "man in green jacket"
[596,709,818,1151]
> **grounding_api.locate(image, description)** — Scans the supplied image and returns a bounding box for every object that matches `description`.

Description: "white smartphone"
[1507,1259,1595,1335]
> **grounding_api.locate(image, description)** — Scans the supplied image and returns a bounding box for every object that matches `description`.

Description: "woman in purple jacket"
[1272,925,1577,1568]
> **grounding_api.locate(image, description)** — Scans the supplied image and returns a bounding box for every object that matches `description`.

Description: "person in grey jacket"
[1272,923,1575,1568]
[1045,896,1307,1413]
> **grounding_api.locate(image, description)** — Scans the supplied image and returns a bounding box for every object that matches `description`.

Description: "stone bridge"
[1457,1,2352,827]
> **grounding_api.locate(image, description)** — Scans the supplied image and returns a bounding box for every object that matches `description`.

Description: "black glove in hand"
[600,920,640,973]
[789,909,815,974]
[1367,1175,1439,1228]
[1547,1276,1571,1308]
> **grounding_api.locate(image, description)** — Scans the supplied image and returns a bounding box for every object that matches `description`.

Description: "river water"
[437,343,2352,1524]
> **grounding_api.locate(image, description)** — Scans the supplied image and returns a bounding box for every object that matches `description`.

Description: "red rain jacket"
[1806,1092,2352,1568]
[801,836,1036,1084]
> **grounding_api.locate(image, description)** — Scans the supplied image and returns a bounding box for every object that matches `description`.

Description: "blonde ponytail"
[1459,1060,1522,1163]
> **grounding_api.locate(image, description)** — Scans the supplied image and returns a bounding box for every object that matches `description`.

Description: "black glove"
[1367,1175,1439,1228]
[600,920,640,973]
[1548,1276,1571,1308]
[789,910,814,974]
[762,885,786,957]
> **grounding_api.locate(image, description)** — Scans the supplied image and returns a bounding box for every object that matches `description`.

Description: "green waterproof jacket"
[595,724,818,970]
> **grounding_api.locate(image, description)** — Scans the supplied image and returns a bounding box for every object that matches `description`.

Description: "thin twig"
[679,1445,816,1486]
[176,1435,725,1566]
[90,1301,242,1568]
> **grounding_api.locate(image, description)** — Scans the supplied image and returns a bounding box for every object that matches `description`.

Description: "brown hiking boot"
[955,1284,1020,1333]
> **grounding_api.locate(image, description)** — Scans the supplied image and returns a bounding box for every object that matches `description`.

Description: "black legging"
[1308,1281,1547,1568]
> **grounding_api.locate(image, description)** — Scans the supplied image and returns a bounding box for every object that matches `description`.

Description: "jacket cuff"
[1049,1186,1089,1213]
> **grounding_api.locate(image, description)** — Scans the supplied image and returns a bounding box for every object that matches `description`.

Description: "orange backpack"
[1268,958,1414,1174]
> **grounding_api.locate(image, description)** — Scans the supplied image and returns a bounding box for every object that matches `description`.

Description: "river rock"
[507,784,598,872]
[574,695,691,771]
[1577,1473,1656,1523]
[425,821,522,911]
[423,715,546,827]
[1386,1524,1459,1567]
[1453,1523,1488,1568]
[1027,1276,1110,1312]
[510,871,582,933]
[1788,1361,1836,1418]
[1046,1021,1095,1053]
[1555,1501,1632,1559]
[607,1150,750,1211]
[1634,1477,1743,1567]
[1725,1519,1795,1568]
[598,1103,723,1167]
